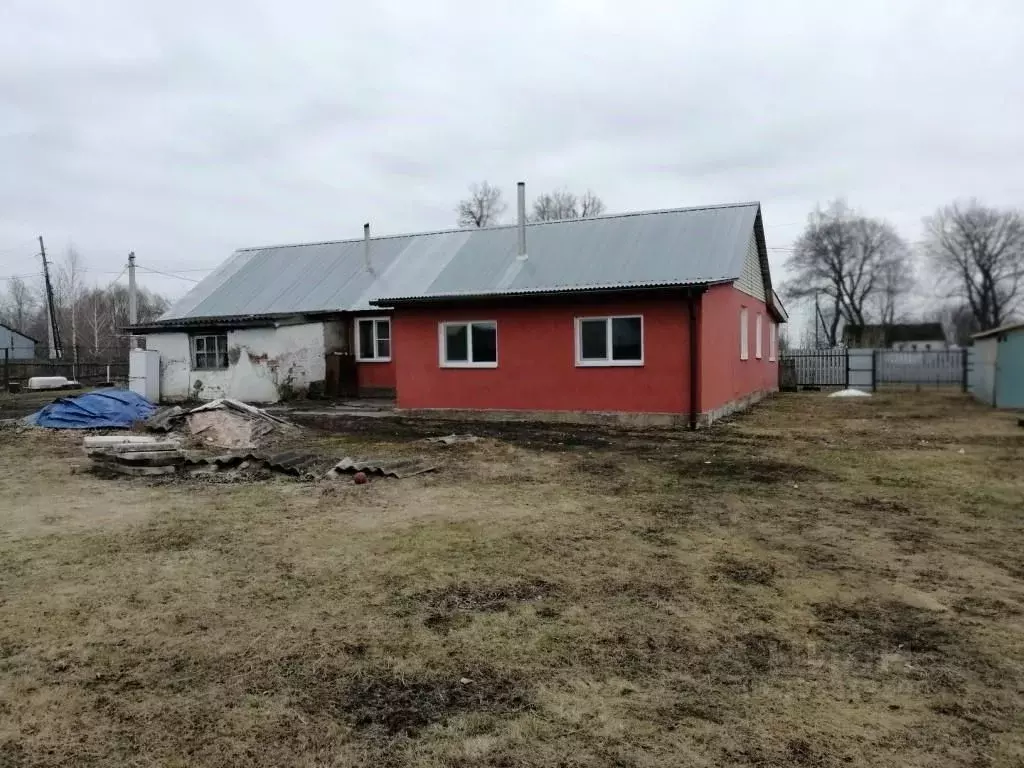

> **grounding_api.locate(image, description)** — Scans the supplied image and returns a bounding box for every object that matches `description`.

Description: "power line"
[143,266,214,273]
[136,268,199,286]
[100,266,127,292]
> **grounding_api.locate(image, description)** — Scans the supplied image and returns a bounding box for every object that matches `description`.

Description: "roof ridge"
[234,201,762,253]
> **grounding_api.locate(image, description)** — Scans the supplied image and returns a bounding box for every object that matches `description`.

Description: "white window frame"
[574,315,644,367]
[755,313,763,359]
[769,322,777,362]
[438,321,498,368]
[740,307,749,360]
[355,316,391,362]
[191,333,229,371]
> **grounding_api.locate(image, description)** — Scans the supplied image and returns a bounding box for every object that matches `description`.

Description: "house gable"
[735,228,766,302]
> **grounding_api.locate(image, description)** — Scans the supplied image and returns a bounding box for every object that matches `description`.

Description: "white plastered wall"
[144,323,326,403]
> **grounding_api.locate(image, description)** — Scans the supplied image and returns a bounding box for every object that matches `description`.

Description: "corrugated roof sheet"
[972,321,1024,340]
[158,202,762,322]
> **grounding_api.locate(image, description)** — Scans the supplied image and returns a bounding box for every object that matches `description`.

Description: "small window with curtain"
[755,313,763,359]
[356,317,391,361]
[575,315,643,366]
[740,308,749,360]
[191,334,229,370]
[769,322,777,362]
[439,321,498,367]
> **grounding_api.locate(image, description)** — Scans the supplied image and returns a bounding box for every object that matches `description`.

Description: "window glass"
[579,319,608,359]
[611,317,642,360]
[358,320,374,359]
[192,334,228,370]
[471,322,497,363]
[445,324,468,362]
[740,308,749,360]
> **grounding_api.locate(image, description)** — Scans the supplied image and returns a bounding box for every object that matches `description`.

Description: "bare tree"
[532,189,578,221]
[80,288,108,357]
[876,256,915,326]
[531,188,606,221]
[934,303,981,346]
[59,246,85,358]
[923,201,1024,331]
[4,277,37,330]
[578,190,606,218]
[456,181,507,227]
[783,201,913,345]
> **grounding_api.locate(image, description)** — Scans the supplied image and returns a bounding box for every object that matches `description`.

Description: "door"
[325,352,358,398]
[995,332,1024,408]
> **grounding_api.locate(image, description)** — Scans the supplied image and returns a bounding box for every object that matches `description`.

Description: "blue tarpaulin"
[24,389,157,429]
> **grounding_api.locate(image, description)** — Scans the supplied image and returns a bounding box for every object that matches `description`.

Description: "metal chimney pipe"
[516,181,527,259]
[363,222,371,272]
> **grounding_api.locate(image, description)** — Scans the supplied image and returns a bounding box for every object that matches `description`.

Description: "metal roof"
[156,202,763,322]
[972,321,1024,340]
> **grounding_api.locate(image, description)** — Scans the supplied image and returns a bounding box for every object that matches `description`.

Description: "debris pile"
[425,434,480,446]
[85,436,330,479]
[79,399,438,483]
[144,398,293,449]
[325,457,438,480]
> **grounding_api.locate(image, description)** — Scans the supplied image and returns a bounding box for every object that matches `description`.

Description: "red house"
[137,191,785,427]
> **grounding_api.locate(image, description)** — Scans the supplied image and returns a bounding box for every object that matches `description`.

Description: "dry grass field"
[1,391,1022,767]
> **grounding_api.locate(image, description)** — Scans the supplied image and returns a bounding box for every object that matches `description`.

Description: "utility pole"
[127,252,138,349]
[39,236,63,359]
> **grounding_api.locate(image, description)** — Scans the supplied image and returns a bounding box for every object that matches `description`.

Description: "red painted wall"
[698,284,778,413]
[350,312,397,393]
[357,360,396,392]
[393,296,692,414]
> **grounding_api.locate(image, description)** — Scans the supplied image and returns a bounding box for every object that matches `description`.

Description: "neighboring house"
[0,323,37,360]
[133,196,786,426]
[843,323,948,351]
[971,322,1024,409]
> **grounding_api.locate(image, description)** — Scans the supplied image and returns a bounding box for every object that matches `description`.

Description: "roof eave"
[370,280,732,307]
[128,309,344,334]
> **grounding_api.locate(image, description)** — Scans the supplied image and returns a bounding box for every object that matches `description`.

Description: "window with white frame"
[356,317,391,361]
[740,308,749,360]
[191,333,228,370]
[769,322,777,362]
[575,315,643,366]
[755,313,763,359]
[440,321,497,367]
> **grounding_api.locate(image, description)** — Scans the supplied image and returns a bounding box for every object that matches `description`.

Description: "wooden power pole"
[39,236,63,359]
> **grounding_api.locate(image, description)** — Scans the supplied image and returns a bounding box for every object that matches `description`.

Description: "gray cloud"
[2,0,1023,303]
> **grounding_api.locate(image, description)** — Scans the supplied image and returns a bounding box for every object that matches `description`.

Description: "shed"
[971,322,1024,408]
[0,323,37,360]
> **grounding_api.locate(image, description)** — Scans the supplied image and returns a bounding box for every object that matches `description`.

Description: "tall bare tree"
[923,201,1024,331]
[578,189,606,218]
[3,277,37,330]
[531,188,606,221]
[59,246,85,359]
[783,201,913,345]
[456,181,507,227]
[532,189,578,221]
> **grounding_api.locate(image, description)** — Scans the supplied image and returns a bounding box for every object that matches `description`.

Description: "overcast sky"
[2,0,1023,306]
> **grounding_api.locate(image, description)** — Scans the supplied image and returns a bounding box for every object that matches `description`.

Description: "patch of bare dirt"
[312,669,533,735]
[812,598,953,659]
[413,579,556,613]
[714,555,778,586]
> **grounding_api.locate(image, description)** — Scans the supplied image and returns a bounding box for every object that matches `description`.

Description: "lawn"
[1,392,1022,767]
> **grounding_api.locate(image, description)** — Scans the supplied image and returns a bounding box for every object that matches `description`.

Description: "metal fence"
[780,348,971,391]
[3,351,128,391]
